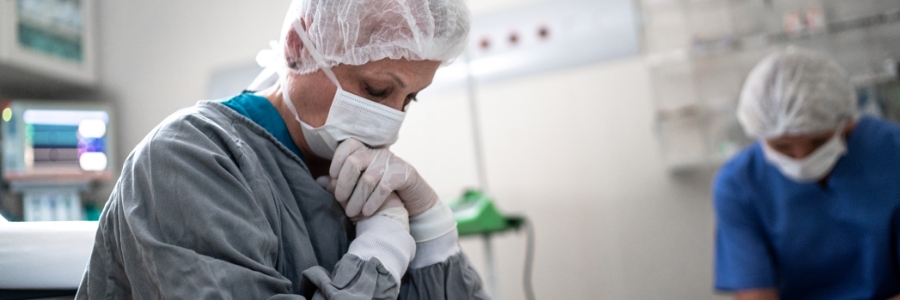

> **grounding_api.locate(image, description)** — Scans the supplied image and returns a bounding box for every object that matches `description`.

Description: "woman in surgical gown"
[75,0,487,299]
[713,49,900,299]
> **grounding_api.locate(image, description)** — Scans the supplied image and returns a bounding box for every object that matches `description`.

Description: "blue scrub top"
[220,93,305,162]
[714,116,900,299]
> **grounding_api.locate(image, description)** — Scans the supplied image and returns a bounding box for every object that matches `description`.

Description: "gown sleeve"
[713,169,777,291]
[399,230,490,300]
[75,115,408,300]
[376,196,490,300]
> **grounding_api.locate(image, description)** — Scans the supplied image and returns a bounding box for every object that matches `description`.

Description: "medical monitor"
[0,0,98,88]
[1,100,114,182]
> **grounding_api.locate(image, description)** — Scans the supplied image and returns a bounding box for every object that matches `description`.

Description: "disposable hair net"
[279,0,470,75]
[737,48,858,139]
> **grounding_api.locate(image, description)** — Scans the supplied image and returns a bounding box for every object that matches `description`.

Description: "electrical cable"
[523,217,536,300]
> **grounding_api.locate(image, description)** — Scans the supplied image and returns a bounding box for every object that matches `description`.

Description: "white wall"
[95,0,290,161]
[394,58,727,299]
[95,0,728,299]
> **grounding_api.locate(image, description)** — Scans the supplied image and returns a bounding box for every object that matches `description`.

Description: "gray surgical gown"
[75,101,488,299]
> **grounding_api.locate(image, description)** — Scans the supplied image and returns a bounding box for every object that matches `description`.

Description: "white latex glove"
[327,139,439,220]
[367,193,409,231]
[317,176,409,230]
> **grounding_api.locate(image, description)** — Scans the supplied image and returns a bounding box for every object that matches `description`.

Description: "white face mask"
[280,20,406,159]
[761,123,847,183]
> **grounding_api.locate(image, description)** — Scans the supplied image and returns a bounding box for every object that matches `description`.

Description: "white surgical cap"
[737,48,858,139]
[280,0,470,75]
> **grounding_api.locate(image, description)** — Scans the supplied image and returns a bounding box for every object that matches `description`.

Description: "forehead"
[768,130,833,143]
[351,59,441,82]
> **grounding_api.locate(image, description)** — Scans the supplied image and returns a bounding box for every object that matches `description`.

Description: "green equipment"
[448,189,535,300]
[449,190,524,237]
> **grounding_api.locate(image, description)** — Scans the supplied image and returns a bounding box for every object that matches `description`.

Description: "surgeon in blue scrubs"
[714,48,900,300]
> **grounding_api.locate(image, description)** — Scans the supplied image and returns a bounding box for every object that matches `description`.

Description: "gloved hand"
[327,139,438,220]
[367,193,409,231]
[317,176,410,230]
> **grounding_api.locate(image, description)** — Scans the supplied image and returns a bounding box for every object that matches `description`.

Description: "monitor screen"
[16,0,85,63]
[22,109,108,171]
[2,101,113,181]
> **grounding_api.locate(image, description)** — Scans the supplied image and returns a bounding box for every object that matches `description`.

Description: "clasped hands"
[321,139,438,226]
